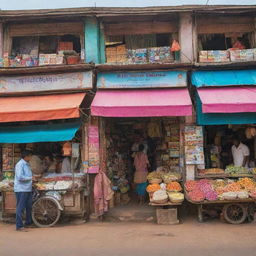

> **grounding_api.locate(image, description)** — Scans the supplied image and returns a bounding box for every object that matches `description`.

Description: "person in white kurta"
[231,138,250,167]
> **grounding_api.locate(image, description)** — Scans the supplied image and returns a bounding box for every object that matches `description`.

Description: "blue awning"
[192,70,256,88]
[0,121,81,143]
[196,93,256,125]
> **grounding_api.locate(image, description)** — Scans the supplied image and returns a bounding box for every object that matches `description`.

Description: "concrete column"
[0,23,4,58]
[179,12,194,63]
[84,17,106,64]
[84,17,100,64]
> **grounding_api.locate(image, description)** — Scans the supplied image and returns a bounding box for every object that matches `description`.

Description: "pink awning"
[198,87,256,113]
[91,89,192,117]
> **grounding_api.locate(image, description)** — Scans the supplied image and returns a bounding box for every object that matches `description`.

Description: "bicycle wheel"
[32,197,61,228]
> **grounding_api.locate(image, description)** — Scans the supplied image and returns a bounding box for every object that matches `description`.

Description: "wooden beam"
[104,21,178,35]
[198,23,254,34]
[8,22,84,37]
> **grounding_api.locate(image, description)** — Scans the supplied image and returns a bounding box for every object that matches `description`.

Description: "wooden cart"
[186,195,256,224]
[1,187,90,227]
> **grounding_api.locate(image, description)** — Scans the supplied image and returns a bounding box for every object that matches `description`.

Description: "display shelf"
[196,174,255,179]
[149,201,182,206]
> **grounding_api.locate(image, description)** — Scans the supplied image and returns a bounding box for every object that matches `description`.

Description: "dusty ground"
[1,218,256,256]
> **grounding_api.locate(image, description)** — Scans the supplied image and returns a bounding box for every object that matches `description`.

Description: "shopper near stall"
[231,137,250,167]
[14,150,33,232]
[133,144,150,204]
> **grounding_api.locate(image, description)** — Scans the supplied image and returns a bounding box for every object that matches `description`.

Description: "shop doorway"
[104,117,183,210]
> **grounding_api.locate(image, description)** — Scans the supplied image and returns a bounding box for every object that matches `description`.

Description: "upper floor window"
[103,20,180,64]
[3,22,84,67]
[197,15,255,63]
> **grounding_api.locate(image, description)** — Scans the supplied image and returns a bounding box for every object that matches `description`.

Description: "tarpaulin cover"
[0,93,86,123]
[91,89,192,117]
[192,70,256,88]
[0,121,81,143]
[197,87,256,113]
[196,93,256,125]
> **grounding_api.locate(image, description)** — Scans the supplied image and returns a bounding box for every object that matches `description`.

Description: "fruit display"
[198,168,225,175]
[184,180,197,191]
[167,192,184,203]
[152,190,168,202]
[166,181,182,192]
[146,184,161,193]
[0,179,13,191]
[185,178,256,202]
[225,165,249,175]
[147,171,183,204]
[188,189,205,202]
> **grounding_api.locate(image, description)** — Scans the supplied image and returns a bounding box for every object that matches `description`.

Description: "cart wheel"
[32,197,61,228]
[223,203,247,224]
[247,204,256,223]
[198,205,204,223]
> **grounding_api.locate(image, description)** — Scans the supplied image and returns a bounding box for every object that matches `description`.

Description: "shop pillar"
[0,23,3,58]
[84,17,106,64]
[179,12,194,63]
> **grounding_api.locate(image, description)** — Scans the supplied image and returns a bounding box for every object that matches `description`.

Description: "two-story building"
[0,5,256,223]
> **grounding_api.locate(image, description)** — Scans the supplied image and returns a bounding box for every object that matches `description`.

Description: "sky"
[0,0,255,10]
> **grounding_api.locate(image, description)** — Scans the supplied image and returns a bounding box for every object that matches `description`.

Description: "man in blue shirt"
[14,150,33,231]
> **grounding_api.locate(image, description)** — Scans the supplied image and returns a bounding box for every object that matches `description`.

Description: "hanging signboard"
[97,70,187,89]
[0,71,93,93]
[184,126,205,165]
[88,124,100,173]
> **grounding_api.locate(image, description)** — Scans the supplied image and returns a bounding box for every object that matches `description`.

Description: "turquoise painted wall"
[84,17,105,64]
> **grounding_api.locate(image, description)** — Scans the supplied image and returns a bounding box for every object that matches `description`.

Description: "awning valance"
[0,93,86,123]
[0,122,80,143]
[196,93,256,125]
[91,89,192,117]
[198,87,256,114]
[192,70,256,88]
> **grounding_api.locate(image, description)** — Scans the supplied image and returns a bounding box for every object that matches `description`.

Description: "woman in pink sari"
[133,144,150,204]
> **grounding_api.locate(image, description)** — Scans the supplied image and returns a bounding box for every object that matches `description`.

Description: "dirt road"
[1,219,256,256]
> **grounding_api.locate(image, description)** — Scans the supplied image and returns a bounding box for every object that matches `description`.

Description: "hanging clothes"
[94,170,114,217]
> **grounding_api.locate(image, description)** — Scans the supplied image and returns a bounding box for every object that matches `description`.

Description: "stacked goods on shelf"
[34,173,85,191]
[106,44,127,63]
[185,177,256,202]
[146,170,184,204]
[158,122,180,172]
[39,53,69,65]
[2,144,14,171]
[198,50,230,63]
[148,47,174,63]
[127,48,148,64]
[198,168,225,176]
[229,49,254,62]
[225,165,251,176]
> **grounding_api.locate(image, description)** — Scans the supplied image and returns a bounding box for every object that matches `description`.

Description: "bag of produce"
[166,181,182,192]
[222,192,237,200]
[237,191,249,199]
[146,184,161,193]
[167,192,184,203]
[152,189,168,203]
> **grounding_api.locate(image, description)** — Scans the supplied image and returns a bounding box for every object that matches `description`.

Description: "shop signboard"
[0,71,93,93]
[97,70,187,89]
[184,126,205,165]
[88,124,100,173]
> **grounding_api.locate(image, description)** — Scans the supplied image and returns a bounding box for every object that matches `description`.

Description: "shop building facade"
[0,5,256,223]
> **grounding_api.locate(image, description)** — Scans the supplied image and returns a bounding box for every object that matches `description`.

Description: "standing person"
[231,137,250,167]
[133,144,150,205]
[14,150,33,232]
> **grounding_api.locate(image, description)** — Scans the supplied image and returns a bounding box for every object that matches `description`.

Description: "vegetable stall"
[185,168,256,224]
